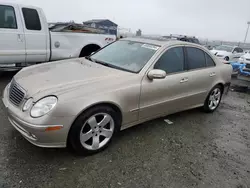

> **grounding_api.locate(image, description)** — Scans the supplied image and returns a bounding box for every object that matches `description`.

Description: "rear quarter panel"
[50,32,115,61]
[214,60,232,91]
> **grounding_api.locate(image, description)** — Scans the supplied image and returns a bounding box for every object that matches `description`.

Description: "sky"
[6,0,250,42]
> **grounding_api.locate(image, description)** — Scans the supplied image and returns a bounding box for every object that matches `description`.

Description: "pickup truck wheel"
[203,85,222,113]
[68,106,121,155]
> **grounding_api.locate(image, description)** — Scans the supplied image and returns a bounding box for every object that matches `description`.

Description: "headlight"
[30,96,57,118]
[22,98,33,111]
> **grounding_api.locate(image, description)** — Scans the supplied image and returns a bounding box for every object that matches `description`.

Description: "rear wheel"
[68,106,121,155]
[224,56,229,61]
[203,85,222,112]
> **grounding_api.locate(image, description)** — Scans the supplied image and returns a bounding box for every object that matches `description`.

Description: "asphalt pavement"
[0,72,249,188]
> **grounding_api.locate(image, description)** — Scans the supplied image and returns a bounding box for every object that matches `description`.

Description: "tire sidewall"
[204,85,223,113]
[68,106,121,155]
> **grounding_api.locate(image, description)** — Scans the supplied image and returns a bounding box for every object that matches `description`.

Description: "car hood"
[210,50,231,56]
[242,53,250,59]
[14,58,132,97]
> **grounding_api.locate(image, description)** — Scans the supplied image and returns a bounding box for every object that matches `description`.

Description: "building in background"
[136,29,142,36]
[83,19,118,36]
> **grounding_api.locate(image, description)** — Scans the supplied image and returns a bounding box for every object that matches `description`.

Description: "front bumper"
[2,86,74,148]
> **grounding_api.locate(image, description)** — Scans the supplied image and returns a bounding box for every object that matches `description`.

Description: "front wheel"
[68,106,121,155]
[203,85,222,113]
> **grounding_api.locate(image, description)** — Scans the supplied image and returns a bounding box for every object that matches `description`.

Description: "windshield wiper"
[94,60,111,67]
[85,56,95,62]
[95,60,136,73]
[86,57,136,73]
[86,57,112,68]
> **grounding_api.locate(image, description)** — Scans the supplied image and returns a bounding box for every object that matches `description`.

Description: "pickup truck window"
[0,5,17,29]
[22,8,41,30]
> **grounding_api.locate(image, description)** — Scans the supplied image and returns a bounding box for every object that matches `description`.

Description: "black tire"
[203,85,223,113]
[224,56,229,61]
[68,105,121,155]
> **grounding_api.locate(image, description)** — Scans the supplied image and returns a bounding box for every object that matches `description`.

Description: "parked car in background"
[210,45,244,61]
[0,2,115,71]
[163,34,200,44]
[237,51,250,82]
[239,51,250,66]
[2,38,232,155]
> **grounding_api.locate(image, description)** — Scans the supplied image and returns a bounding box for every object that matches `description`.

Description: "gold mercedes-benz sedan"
[2,38,232,154]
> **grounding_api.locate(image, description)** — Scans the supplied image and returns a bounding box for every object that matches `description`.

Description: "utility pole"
[244,21,250,43]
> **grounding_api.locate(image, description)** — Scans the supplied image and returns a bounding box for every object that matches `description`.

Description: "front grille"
[246,58,250,61]
[9,81,25,106]
[246,64,250,69]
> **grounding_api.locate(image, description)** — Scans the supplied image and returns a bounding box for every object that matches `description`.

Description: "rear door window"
[0,5,17,29]
[186,47,206,70]
[22,8,41,30]
[205,53,216,67]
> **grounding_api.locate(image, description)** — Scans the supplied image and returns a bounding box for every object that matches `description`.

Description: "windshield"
[214,45,233,52]
[90,40,159,73]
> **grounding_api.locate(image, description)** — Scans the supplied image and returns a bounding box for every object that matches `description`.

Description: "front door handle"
[17,34,23,42]
[180,78,188,83]
[210,72,216,77]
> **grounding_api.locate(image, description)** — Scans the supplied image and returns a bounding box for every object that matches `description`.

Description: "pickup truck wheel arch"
[79,44,101,57]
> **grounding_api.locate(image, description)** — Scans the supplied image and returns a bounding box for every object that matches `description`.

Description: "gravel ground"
[0,72,249,188]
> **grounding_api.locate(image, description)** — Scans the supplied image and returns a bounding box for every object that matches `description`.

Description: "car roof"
[0,1,41,10]
[120,37,202,48]
[219,45,238,48]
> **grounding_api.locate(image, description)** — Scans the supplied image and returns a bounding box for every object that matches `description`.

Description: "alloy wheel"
[208,88,221,110]
[80,113,115,150]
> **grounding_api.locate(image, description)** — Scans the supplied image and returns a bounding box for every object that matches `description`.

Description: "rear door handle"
[180,78,188,83]
[209,72,216,77]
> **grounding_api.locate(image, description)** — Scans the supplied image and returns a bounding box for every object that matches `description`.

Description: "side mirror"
[147,69,166,80]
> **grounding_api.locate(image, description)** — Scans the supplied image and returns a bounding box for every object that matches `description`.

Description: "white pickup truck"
[0,1,116,71]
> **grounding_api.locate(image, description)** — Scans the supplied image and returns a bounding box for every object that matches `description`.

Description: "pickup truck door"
[0,4,25,65]
[19,6,49,64]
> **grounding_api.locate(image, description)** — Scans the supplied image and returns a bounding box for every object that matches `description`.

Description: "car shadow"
[0,71,17,82]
